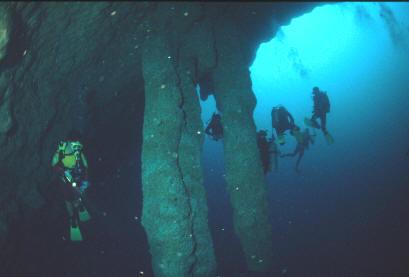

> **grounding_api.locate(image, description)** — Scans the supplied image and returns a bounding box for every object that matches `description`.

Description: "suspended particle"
[167,56,171,59]
[221,228,225,231]
[22,50,27,56]
[184,12,189,16]
[134,216,139,220]
[197,130,201,134]
[258,259,263,263]
[235,187,239,191]
[160,84,166,89]
[110,11,117,16]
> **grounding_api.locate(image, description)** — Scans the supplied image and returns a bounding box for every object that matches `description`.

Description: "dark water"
[4,2,409,277]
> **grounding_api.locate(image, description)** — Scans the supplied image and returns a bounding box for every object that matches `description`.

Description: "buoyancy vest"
[61,141,83,169]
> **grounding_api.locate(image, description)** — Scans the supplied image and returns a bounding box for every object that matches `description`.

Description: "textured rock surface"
[0,2,318,276]
[0,4,11,62]
[212,19,274,272]
[140,4,217,276]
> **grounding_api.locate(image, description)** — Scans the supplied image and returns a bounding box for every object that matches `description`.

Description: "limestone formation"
[0,2,318,276]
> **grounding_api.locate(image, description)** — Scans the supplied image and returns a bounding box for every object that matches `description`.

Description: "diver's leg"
[67,200,83,241]
[310,113,321,129]
[78,181,91,222]
[65,201,74,218]
[295,149,304,171]
[320,114,327,134]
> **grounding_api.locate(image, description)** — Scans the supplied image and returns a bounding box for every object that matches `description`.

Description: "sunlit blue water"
[200,2,409,276]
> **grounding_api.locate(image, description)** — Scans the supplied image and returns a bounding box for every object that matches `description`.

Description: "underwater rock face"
[141,33,196,277]
[0,4,11,62]
[140,4,217,276]
[0,2,317,275]
[213,20,274,272]
[0,74,12,134]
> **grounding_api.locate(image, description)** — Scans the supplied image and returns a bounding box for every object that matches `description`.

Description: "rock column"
[177,58,216,277]
[141,30,216,277]
[213,22,274,272]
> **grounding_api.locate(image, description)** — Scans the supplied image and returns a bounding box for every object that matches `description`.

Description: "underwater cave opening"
[197,2,409,276]
[248,2,409,276]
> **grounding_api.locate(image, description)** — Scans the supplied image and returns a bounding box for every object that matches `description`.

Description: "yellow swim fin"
[70,225,83,241]
[324,132,335,145]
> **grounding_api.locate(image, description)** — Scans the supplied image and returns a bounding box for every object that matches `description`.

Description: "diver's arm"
[204,124,213,136]
[51,151,60,167]
[52,141,66,167]
[295,150,304,171]
[287,112,295,126]
[51,148,65,175]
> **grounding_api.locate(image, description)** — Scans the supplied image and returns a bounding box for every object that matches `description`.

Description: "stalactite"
[212,20,274,272]
[176,58,217,277]
[141,33,196,277]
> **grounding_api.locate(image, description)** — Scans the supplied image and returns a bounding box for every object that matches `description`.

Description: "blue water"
[7,3,409,277]
[200,2,409,276]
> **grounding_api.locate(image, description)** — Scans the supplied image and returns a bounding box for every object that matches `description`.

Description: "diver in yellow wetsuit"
[51,130,90,241]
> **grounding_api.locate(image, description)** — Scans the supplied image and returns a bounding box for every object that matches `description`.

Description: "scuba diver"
[271,105,296,145]
[205,112,223,141]
[257,130,280,174]
[304,86,334,144]
[281,126,315,172]
[51,130,91,241]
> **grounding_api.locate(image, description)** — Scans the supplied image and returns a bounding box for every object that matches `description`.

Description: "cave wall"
[0,2,317,276]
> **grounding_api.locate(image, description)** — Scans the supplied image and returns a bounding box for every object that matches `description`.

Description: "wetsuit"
[205,114,223,141]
